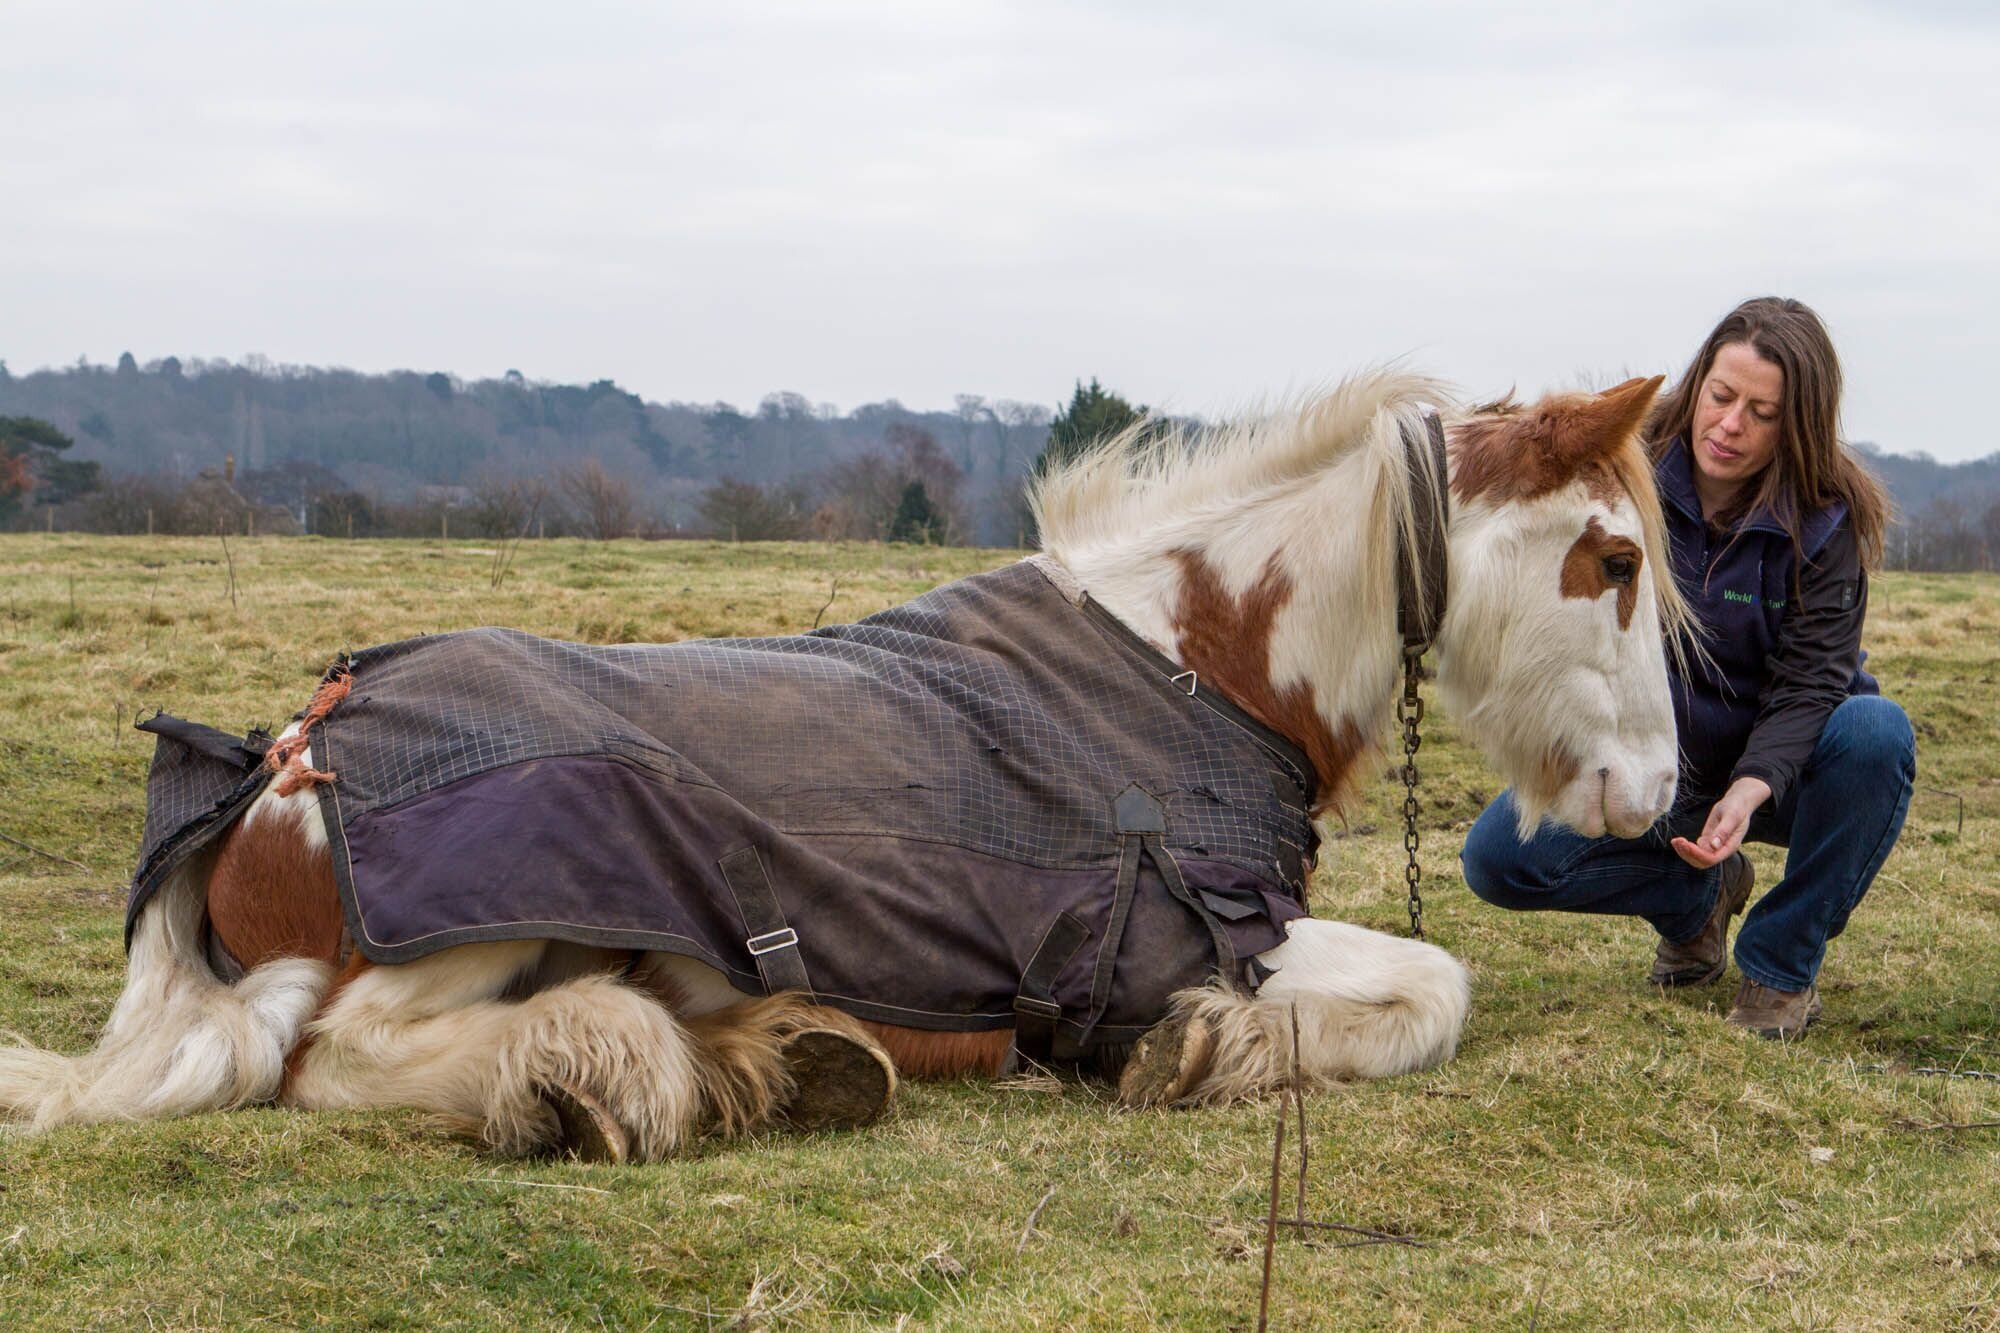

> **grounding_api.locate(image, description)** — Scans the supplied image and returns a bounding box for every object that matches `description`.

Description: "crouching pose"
[1462,298,1914,1039]
[3,368,1689,1159]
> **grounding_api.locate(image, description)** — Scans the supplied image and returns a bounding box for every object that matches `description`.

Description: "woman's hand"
[1670,776,1773,869]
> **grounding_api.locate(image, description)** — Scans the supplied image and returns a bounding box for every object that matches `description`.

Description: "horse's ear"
[1542,374,1664,469]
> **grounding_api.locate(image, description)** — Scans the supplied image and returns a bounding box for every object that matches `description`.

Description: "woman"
[1460,297,1915,1039]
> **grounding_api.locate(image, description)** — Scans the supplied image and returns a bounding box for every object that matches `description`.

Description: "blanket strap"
[718,846,813,997]
[1070,786,1166,1050]
[135,713,272,771]
[1010,911,1091,1069]
[1157,845,1238,988]
[1110,783,1240,991]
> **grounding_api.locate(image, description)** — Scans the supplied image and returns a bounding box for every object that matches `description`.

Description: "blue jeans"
[1460,696,1916,992]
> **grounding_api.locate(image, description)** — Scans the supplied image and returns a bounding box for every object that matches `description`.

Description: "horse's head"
[1439,376,1683,839]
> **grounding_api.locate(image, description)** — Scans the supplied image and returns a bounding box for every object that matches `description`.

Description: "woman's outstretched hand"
[1671,776,1773,869]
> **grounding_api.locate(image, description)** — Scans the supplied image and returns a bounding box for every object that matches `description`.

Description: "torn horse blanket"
[128,557,1319,1055]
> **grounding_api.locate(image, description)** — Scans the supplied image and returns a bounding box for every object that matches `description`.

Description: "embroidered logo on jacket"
[1720,589,1785,610]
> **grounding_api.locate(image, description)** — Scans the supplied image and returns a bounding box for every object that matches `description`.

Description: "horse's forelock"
[1448,389,1696,672]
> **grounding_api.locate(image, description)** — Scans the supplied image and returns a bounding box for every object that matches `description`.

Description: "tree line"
[5,356,1997,568]
[1,362,1152,547]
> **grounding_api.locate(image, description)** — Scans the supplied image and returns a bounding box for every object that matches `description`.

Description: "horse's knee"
[480,976,705,1159]
[1255,923,1469,1079]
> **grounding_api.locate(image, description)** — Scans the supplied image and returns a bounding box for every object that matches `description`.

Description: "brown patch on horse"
[209,803,356,1102]
[207,804,345,971]
[1450,375,1664,507]
[1169,550,1368,817]
[1530,743,1584,809]
[858,1023,1014,1078]
[1559,518,1643,630]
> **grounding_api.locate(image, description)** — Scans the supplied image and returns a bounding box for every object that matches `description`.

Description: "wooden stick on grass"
[812,577,841,630]
[1015,1184,1058,1255]
[0,831,88,871]
[1895,1118,2000,1131]
[1271,1219,1429,1247]
[1291,1003,1308,1222]
[1257,1083,1287,1333]
[219,530,239,610]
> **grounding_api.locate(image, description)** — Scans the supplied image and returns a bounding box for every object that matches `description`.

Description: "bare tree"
[992,400,1051,476]
[560,460,636,540]
[699,478,808,541]
[884,424,967,544]
[467,473,549,539]
[952,393,988,475]
[815,453,904,540]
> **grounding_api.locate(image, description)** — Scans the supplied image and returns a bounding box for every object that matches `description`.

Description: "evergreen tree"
[888,480,943,544]
[1,416,101,520]
[1034,378,1145,475]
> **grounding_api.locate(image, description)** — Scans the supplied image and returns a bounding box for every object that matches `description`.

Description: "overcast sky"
[2,2,1994,459]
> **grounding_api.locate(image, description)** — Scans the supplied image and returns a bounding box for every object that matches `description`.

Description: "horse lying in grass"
[1,371,1689,1162]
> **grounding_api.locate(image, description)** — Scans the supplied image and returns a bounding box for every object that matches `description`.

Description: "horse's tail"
[0,818,331,1132]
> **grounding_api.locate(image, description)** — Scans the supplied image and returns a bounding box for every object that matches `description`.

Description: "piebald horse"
[2,372,1688,1162]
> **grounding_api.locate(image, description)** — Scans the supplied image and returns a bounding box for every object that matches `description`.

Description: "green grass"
[2,534,1997,1329]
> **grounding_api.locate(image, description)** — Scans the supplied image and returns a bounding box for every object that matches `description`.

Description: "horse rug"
[127,557,1320,1055]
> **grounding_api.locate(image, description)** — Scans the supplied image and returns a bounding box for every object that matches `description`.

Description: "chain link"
[1396,648,1426,940]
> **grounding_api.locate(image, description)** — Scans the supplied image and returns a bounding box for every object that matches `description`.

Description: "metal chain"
[1396,648,1426,940]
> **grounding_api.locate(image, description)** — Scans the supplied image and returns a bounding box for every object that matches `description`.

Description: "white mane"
[1031,369,1454,625]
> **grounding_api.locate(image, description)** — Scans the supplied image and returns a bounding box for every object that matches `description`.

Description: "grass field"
[2,533,1996,1330]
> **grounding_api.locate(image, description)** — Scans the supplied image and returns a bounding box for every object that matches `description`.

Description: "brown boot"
[1650,851,1753,987]
[1726,979,1823,1040]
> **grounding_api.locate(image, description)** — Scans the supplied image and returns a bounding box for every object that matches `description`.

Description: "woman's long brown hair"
[1647,296,1891,569]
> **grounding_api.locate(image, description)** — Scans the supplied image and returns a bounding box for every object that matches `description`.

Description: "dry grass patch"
[1,534,1995,1328]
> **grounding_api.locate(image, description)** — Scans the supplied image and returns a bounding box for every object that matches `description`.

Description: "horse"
[0,370,1688,1163]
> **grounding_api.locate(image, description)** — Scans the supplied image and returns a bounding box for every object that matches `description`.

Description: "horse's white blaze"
[1442,480,1678,840]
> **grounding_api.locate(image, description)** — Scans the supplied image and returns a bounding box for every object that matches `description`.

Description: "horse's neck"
[1055,461,1403,796]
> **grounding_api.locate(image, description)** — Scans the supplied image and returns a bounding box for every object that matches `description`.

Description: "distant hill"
[2,355,1994,559]
[0,355,1053,545]
[1854,442,2000,515]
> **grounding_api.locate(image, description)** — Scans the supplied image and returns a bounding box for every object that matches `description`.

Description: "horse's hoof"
[541,1082,631,1164]
[1117,1011,1215,1108]
[778,1028,897,1131]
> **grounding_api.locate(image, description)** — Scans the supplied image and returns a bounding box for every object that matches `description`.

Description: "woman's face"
[1689,341,1784,494]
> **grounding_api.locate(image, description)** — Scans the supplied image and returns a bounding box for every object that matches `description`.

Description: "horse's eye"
[1602,555,1636,586]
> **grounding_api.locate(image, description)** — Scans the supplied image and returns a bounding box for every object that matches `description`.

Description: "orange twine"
[266,661,352,796]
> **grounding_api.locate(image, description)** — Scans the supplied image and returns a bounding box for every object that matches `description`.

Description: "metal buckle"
[1169,669,1198,696]
[1012,995,1062,1020]
[745,927,799,956]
